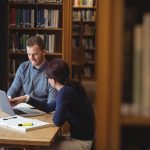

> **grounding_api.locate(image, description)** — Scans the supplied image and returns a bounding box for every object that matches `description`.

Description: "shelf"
[46,52,62,56]
[9,2,63,6]
[9,51,27,55]
[9,51,62,56]
[82,76,96,81]
[72,20,95,23]
[72,60,94,64]
[121,115,150,126]
[73,6,96,9]
[72,33,94,37]
[84,48,95,51]
[85,60,95,64]
[9,27,63,31]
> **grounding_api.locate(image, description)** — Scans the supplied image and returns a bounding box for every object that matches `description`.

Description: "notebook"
[0,115,52,132]
[0,90,45,117]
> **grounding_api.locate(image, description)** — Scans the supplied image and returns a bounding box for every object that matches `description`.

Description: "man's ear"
[43,50,47,56]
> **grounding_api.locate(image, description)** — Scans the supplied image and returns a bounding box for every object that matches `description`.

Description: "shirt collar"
[34,59,46,69]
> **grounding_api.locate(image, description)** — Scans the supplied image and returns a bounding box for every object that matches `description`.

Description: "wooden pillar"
[96,0,124,150]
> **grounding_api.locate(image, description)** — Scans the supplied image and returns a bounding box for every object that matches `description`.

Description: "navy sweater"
[28,85,95,140]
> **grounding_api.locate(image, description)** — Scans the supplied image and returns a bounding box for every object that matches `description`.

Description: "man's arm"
[9,95,56,113]
[7,64,23,98]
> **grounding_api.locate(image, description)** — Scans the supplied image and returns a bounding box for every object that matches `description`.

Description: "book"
[141,13,150,116]
[0,115,52,132]
[131,24,142,115]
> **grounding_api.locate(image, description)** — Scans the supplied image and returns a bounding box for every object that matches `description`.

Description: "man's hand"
[9,96,27,107]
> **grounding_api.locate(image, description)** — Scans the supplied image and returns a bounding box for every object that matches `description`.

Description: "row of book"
[73,24,95,35]
[73,37,95,49]
[82,38,95,49]
[9,0,62,3]
[83,64,94,77]
[9,8,60,28]
[73,0,95,7]
[9,59,25,76]
[72,10,95,21]
[85,52,94,61]
[9,33,56,53]
[8,58,26,87]
[122,13,150,116]
[72,64,95,78]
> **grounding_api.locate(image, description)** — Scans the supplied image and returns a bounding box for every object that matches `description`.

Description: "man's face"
[27,45,45,66]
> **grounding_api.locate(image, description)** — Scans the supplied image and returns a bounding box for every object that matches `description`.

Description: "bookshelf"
[96,0,150,149]
[7,0,69,88]
[121,0,150,149]
[71,0,97,81]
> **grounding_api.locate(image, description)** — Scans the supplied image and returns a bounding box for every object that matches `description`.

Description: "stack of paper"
[0,115,52,132]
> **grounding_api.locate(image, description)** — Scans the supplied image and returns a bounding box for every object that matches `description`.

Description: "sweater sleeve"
[27,97,56,113]
[7,63,24,98]
[53,89,69,126]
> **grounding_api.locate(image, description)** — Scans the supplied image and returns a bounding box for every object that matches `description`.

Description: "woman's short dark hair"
[46,58,88,99]
[46,58,69,85]
[27,36,45,50]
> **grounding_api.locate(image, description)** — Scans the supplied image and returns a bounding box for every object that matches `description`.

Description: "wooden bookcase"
[121,0,150,149]
[96,0,150,150]
[71,0,97,81]
[7,0,70,88]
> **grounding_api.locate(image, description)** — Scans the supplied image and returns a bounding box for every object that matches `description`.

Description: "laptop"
[0,90,45,117]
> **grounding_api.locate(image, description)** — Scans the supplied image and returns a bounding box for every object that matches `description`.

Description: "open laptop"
[0,90,45,117]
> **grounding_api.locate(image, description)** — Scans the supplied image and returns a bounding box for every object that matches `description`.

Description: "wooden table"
[0,110,60,150]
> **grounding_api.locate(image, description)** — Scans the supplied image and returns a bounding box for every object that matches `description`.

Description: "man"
[7,35,57,103]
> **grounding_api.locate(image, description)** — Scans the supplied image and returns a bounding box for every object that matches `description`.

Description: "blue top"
[27,85,95,140]
[7,61,57,103]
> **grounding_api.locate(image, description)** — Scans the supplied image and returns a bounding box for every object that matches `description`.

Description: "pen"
[3,116,17,120]
[18,123,33,126]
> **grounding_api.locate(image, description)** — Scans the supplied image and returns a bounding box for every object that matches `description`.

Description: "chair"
[91,139,95,150]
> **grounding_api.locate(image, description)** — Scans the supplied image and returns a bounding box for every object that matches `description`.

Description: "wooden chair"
[91,137,95,150]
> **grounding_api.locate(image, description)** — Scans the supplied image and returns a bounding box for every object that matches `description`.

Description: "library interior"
[1,0,150,150]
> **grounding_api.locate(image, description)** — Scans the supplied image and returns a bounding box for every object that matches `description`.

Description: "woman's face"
[48,78,55,88]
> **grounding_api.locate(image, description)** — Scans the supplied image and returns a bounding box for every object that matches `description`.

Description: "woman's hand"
[9,96,27,107]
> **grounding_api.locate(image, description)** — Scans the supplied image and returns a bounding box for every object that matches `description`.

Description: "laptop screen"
[0,90,15,115]
[0,90,45,116]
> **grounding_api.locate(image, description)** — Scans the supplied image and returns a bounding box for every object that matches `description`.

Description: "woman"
[10,58,95,150]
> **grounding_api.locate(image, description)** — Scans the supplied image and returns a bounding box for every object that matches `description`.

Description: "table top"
[0,110,60,146]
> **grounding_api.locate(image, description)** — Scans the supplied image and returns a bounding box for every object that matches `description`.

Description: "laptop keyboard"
[14,107,43,115]
[20,107,41,114]
[14,108,27,115]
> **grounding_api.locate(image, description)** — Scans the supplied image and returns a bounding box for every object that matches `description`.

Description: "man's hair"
[27,36,45,50]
